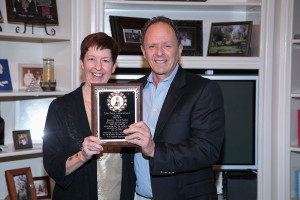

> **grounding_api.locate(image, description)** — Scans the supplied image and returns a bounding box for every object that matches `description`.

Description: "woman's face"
[80,46,117,88]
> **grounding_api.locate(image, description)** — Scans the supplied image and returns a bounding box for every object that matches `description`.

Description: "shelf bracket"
[16,21,28,34]
[44,23,55,36]
[15,20,55,35]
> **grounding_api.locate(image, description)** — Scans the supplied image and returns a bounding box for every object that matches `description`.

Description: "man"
[122,16,225,200]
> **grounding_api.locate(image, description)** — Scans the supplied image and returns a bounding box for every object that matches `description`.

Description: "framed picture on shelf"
[19,64,43,89]
[110,16,149,55]
[5,0,59,24]
[174,20,203,56]
[207,21,253,56]
[13,130,33,149]
[33,176,51,199]
[0,59,13,91]
[5,167,37,200]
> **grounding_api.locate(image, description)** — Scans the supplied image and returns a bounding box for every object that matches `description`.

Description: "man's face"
[141,22,182,84]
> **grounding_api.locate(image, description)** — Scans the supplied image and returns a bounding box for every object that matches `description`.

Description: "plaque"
[91,83,142,146]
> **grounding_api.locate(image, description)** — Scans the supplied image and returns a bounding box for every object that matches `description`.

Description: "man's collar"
[147,64,179,85]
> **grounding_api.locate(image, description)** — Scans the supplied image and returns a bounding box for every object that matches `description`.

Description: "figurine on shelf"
[25,77,43,92]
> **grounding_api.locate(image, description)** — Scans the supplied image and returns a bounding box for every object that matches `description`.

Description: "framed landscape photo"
[13,130,33,149]
[174,20,203,56]
[110,16,149,55]
[207,21,253,56]
[5,167,37,200]
[91,83,142,146]
[19,64,43,89]
[5,0,58,25]
[33,176,51,199]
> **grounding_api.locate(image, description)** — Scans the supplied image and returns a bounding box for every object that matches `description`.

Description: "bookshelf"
[273,0,300,199]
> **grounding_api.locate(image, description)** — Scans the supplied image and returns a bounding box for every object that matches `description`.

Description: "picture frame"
[91,83,143,146]
[5,0,59,25]
[19,64,43,89]
[207,21,253,56]
[33,176,51,199]
[174,20,203,56]
[0,59,13,91]
[13,130,33,149]
[110,16,149,55]
[5,167,37,200]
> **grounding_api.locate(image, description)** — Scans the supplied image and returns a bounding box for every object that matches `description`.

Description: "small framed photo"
[33,176,51,199]
[110,16,149,55]
[174,20,203,56]
[13,130,33,149]
[207,21,253,56]
[5,167,37,200]
[19,64,43,89]
[5,0,58,25]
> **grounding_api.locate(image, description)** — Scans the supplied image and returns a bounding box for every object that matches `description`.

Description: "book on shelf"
[0,59,13,91]
[295,169,300,198]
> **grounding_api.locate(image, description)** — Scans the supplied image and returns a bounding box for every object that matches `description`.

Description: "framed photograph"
[33,176,51,199]
[13,130,33,149]
[207,21,253,56]
[91,83,143,146]
[5,167,37,200]
[5,0,58,25]
[19,64,43,89]
[110,16,149,55]
[0,59,13,91]
[174,20,203,56]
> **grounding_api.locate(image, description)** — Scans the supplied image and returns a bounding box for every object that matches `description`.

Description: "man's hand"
[123,121,155,157]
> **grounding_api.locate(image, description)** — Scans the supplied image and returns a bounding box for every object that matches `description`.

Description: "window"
[15,98,55,143]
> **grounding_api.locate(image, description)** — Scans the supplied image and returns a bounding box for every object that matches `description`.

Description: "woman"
[43,32,121,200]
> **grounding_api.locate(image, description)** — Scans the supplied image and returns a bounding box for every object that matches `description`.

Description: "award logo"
[107,91,127,112]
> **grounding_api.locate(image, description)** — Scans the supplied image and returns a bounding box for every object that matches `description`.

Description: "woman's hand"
[65,136,103,176]
[81,136,103,162]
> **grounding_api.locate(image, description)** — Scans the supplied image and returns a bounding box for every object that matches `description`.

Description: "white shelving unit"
[0,0,79,199]
[0,32,70,42]
[0,144,42,158]
[273,0,300,199]
[101,0,262,69]
[0,0,75,139]
[290,0,300,199]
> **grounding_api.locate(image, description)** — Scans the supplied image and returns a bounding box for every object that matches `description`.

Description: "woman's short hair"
[80,32,119,63]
